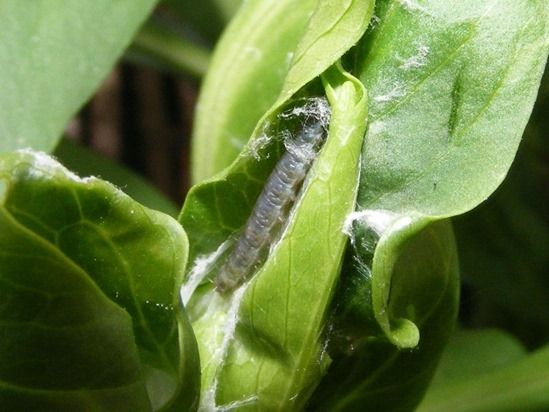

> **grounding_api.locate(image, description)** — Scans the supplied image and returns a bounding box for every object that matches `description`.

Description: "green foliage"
[0,0,547,410]
[183,0,548,410]
[308,1,549,407]
[355,0,548,217]
[0,0,158,154]
[0,151,199,411]
[429,329,527,385]
[161,0,241,45]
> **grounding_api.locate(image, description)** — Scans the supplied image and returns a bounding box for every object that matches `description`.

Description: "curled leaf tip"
[389,318,421,348]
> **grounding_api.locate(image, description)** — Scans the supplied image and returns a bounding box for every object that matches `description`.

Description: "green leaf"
[0,0,158,154]
[356,0,549,217]
[308,219,459,411]
[54,138,178,217]
[191,0,375,183]
[180,65,368,410]
[0,151,199,411]
[418,339,549,412]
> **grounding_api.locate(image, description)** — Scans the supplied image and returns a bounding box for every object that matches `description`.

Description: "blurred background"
[61,1,549,351]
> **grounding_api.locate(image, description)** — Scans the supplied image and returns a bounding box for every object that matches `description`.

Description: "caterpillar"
[215,101,330,293]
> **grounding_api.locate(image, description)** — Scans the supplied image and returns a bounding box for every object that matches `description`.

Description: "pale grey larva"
[215,102,330,293]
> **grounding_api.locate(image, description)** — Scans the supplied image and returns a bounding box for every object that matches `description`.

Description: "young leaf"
[0,0,157,154]
[0,151,199,411]
[191,0,375,183]
[356,0,549,217]
[180,65,368,410]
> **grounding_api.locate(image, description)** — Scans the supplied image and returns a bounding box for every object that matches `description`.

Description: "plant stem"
[128,21,211,78]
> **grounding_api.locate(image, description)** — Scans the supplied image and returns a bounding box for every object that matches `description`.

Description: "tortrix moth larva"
[215,99,331,293]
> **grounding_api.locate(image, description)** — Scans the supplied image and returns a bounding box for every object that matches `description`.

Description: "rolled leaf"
[180,65,368,410]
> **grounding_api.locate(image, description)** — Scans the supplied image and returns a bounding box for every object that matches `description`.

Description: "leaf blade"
[0,0,158,153]
[356,0,549,217]
[0,150,199,411]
